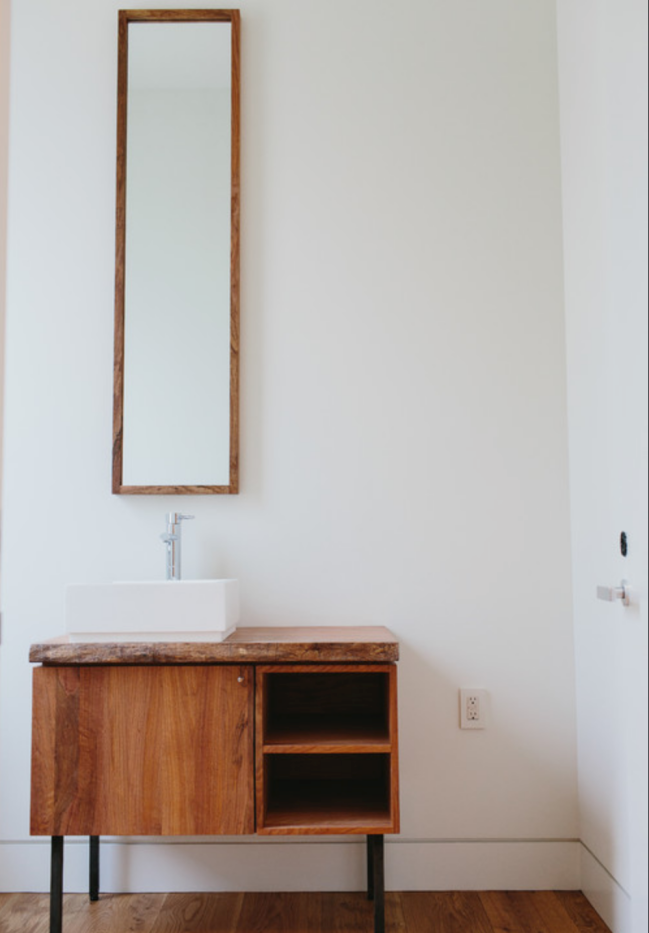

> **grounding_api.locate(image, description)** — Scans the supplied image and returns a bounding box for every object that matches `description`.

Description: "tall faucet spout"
[160,512,194,580]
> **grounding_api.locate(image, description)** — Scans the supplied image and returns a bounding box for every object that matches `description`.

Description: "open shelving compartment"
[255,665,399,834]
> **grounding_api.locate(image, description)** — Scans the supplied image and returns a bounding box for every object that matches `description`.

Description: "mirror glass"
[113,11,240,494]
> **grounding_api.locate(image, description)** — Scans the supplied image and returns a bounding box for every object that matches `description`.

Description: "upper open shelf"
[261,670,391,752]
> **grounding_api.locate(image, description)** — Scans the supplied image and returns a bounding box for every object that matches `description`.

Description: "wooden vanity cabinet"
[29,628,399,933]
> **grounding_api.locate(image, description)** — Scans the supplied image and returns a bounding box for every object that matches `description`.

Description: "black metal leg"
[367,834,375,900]
[89,836,99,902]
[50,836,64,933]
[372,835,385,933]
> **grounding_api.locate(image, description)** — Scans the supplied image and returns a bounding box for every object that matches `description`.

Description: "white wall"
[0,0,578,892]
[557,1,649,931]
[0,0,9,515]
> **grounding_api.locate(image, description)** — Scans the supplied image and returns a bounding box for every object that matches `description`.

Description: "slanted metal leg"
[89,836,99,901]
[367,834,374,900]
[371,835,385,933]
[50,836,64,933]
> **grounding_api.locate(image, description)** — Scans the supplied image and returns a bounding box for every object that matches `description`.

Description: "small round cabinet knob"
[237,676,245,684]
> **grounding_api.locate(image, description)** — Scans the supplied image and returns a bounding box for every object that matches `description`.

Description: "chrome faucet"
[160,512,194,581]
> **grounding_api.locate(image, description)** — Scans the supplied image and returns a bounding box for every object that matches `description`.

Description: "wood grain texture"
[529,892,597,932]
[480,891,533,933]
[31,665,254,836]
[0,892,613,933]
[112,9,240,496]
[555,892,615,932]
[235,892,323,932]
[479,891,601,933]
[111,9,128,495]
[29,627,400,666]
[388,664,400,834]
[151,893,244,932]
[63,893,165,933]
[320,892,375,933]
[30,667,80,835]
[117,484,238,495]
[262,729,392,754]
[257,787,396,834]
[322,892,407,932]
[0,893,49,933]
[30,632,399,843]
[228,9,240,494]
[118,10,241,23]
[401,892,493,933]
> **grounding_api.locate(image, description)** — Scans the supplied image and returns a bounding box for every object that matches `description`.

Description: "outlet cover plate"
[460,688,487,729]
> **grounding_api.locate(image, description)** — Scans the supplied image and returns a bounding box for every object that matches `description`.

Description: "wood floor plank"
[320,893,372,932]
[481,891,534,932]
[62,893,166,933]
[400,892,494,933]
[0,893,50,933]
[386,893,408,932]
[480,891,579,933]
[554,893,613,933]
[319,892,406,932]
[235,892,322,932]
[532,893,600,933]
[0,894,20,923]
[482,891,530,932]
[0,891,614,932]
[150,893,243,932]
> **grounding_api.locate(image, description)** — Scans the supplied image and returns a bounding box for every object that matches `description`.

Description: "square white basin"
[65,579,239,643]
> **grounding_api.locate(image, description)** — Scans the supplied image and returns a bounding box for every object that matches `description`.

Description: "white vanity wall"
[0,0,578,894]
[0,0,8,506]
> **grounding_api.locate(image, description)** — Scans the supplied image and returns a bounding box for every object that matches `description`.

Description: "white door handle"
[597,580,630,607]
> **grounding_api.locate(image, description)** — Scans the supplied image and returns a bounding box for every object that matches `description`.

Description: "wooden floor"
[0,891,612,933]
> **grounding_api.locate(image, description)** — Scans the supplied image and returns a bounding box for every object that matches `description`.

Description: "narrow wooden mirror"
[113,10,240,495]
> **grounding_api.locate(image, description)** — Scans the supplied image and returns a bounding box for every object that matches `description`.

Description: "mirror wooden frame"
[112,9,240,495]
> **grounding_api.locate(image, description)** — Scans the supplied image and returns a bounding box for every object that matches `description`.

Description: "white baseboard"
[580,843,633,933]
[390,839,580,891]
[0,838,580,894]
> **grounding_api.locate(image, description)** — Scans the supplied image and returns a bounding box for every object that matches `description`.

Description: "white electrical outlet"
[460,689,487,729]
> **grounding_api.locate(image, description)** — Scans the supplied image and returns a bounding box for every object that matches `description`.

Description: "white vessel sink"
[65,579,239,643]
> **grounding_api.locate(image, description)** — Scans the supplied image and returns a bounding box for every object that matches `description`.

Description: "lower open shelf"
[259,753,394,834]
[262,780,393,833]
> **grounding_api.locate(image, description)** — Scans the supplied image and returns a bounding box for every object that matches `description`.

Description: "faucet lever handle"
[166,512,195,524]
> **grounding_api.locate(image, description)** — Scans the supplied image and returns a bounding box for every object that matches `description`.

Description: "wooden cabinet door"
[31,665,254,836]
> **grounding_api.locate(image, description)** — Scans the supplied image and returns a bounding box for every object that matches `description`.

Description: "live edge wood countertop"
[29,626,399,666]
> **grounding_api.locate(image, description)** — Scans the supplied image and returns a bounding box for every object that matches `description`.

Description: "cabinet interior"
[263,671,390,746]
[257,667,398,834]
[264,753,392,830]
